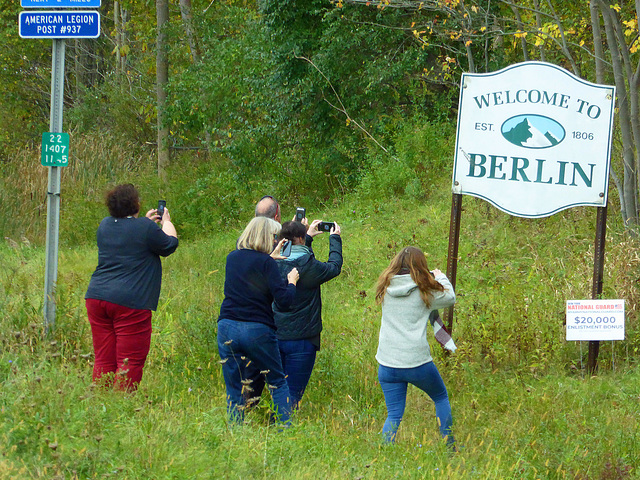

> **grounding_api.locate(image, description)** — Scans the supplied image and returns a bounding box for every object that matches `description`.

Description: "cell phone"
[295,207,306,222]
[317,221,334,232]
[157,200,166,218]
[281,240,292,257]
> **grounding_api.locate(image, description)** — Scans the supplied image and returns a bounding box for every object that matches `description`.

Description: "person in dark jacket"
[273,219,343,408]
[85,184,178,391]
[217,216,299,424]
[242,195,317,408]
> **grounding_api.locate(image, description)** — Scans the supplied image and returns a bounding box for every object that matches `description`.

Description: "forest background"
[1,0,640,478]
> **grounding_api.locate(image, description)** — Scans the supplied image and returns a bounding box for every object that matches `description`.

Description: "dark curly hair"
[105,184,140,218]
[279,221,307,241]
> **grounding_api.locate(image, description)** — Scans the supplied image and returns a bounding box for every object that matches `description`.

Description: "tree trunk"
[74,39,82,101]
[156,0,170,178]
[589,0,605,83]
[179,0,212,151]
[510,5,529,61]
[114,1,121,77]
[114,2,128,78]
[544,0,579,75]
[179,0,200,63]
[532,0,546,62]
[598,1,639,228]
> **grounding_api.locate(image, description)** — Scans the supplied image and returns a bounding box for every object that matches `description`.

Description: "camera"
[157,200,166,217]
[317,221,334,232]
[295,207,306,222]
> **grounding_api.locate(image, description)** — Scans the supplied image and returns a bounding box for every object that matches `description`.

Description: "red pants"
[86,298,152,391]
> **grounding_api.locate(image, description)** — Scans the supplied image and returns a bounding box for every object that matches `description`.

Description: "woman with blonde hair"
[217,216,299,424]
[375,246,456,446]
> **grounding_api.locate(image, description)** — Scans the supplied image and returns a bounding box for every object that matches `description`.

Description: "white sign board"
[452,61,615,218]
[566,299,625,341]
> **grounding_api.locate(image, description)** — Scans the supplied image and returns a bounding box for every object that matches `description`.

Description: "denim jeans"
[278,339,317,407]
[217,319,291,424]
[241,360,266,407]
[378,361,454,445]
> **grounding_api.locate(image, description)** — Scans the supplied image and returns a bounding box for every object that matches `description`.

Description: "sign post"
[447,61,617,371]
[20,0,101,333]
[588,204,608,372]
[43,38,65,333]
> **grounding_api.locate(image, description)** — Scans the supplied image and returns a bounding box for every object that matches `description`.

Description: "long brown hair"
[375,246,444,306]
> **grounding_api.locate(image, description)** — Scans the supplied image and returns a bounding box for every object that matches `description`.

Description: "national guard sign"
[452,61,615,218]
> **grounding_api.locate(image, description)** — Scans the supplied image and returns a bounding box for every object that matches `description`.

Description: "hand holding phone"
[317,221,335,232]
[271,238,288,260]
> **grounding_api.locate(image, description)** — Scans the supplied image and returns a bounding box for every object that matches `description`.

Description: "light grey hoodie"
[376,272,456,368]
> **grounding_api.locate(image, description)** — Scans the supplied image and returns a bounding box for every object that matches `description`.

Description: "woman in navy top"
[85,184,178,391]
[217,216,299,424]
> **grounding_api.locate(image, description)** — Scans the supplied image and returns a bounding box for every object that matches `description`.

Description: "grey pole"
[44,38,66,333]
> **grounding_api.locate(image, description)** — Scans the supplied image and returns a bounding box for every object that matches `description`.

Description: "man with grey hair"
[255,195,281,223]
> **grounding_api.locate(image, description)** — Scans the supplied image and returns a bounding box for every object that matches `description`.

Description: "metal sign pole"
[44,38,65,333]
[444,192,463,333]
[587,203,608,374]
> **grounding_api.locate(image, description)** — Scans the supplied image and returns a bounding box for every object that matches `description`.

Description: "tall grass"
[1,131,639,478]
[0,134,153,245]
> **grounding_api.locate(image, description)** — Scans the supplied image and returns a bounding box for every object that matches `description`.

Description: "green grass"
[1,136,640,478]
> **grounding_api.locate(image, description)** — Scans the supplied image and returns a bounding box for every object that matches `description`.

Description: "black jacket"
[273,234,343,343]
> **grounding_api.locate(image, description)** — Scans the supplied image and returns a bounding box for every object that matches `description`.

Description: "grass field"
[1,141,639,479]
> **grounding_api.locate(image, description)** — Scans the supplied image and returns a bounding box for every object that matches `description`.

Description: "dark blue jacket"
[85,216,178,311]
[273,235,342,343]
[218,249,296,329]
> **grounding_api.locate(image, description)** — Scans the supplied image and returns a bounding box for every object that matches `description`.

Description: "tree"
[335,0,639,231]
[592,0,640,230]
[157,0,170,178]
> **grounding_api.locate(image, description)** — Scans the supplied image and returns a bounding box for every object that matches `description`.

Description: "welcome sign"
[452,62,615,218]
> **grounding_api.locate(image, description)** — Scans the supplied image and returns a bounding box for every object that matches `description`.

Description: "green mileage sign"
[41,132,69,166]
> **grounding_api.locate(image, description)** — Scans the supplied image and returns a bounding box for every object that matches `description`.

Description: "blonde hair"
[375,246,444,306]
[237,217,281,254]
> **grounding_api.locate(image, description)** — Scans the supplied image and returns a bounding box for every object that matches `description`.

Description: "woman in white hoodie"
[375,246,456,446]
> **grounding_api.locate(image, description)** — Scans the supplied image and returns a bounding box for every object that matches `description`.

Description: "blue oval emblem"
[501,114,565,149]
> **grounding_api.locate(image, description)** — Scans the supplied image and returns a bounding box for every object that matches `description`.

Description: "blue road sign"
[19,11,100,38]
[22,0,101,7]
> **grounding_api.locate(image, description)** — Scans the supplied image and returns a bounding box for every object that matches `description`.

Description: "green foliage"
[355,120,455,202]
[166,154,260,237]
[0,1,52,150]
[0,135,154,245]
[161,0,470,201]
[2,0,640,472]
[67,80,156,144]
[1,161,640,477]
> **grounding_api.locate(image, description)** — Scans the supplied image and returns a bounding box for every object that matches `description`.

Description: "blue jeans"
[217,319,291,424]
[278,339,317,407]
[378,362,454,445]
